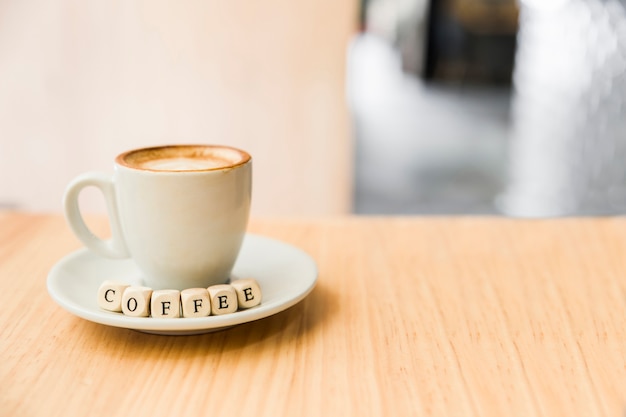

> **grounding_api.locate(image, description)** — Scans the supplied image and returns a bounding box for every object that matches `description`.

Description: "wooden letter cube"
[121,286,153,317]
[151,289,181,318]
[207,284,238,315]
[181,288,211,318]
[230,278,262,309]
[97,280,130,312]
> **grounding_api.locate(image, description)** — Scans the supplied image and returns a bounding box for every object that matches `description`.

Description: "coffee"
[117,145,250,172]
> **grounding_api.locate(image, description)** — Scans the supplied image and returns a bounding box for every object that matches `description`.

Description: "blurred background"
[354,0,626,216]
[1,0,626,217]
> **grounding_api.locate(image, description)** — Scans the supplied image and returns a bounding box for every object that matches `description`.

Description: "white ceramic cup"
[63,144,252,290]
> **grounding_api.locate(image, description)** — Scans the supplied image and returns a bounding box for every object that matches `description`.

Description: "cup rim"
[115,144,252,173]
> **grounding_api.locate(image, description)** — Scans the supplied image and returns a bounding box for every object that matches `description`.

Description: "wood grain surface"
[2,213,626,416]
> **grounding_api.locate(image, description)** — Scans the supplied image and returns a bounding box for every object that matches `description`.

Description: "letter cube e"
[230,278,262,309]
[207,285,238,315]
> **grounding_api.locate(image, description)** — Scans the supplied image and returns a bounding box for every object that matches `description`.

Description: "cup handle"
[63,172,129,259]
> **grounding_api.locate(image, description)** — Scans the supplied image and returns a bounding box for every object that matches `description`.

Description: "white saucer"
[47,234,318,335]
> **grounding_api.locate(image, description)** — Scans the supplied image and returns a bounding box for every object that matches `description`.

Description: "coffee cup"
[63,144,252,290]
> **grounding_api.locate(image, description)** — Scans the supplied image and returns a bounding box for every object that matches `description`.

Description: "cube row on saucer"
[97,279,262,318]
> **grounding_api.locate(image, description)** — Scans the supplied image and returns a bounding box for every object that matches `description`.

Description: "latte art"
[141,156,231,171]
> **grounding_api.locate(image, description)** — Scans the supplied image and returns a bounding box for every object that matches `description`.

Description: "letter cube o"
[121,286,153,317]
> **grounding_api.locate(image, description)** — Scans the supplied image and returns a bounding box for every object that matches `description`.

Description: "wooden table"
[2,213,626,416]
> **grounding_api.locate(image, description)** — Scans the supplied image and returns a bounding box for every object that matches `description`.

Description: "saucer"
[47,234,318,335]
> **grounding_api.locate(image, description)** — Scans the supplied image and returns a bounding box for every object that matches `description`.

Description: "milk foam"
[141,157,229,171]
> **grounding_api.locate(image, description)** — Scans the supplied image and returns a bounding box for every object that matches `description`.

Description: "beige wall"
[0,0,356,215]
